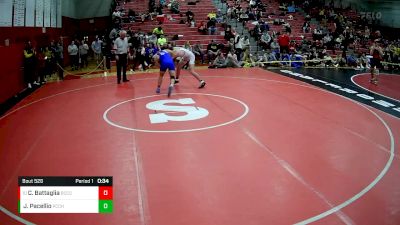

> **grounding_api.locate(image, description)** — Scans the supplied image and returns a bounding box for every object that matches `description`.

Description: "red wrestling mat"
[352,73,400,102]
[1,68,400,225]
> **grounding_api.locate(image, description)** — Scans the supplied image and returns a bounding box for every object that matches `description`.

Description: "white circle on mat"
[103,93,250,133]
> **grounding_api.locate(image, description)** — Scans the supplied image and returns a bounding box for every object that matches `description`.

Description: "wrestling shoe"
[199,80,206,88]
[167,85,173,97]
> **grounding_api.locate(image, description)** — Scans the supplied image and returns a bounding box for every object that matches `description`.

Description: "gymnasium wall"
[0,0,113,105]
[0,45,25,104]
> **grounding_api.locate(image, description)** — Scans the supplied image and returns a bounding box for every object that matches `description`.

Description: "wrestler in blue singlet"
[159,50,175,72]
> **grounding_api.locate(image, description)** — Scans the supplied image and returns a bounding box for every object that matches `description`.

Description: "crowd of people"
[23,40,64,88]
[23,35,110,89]
[23,0,400,90]
[219,0,399,73]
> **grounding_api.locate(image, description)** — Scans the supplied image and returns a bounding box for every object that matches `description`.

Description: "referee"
[114,30,129,84]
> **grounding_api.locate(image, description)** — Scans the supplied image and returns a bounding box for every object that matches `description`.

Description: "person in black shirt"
[224,25,234,41]
[186,9,194,24]
[207,40,220,64]
[207,18,217,35]
[23,41,36,88]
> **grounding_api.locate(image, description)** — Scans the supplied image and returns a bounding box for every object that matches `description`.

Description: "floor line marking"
[0,74,396,225]
[244,129,355,225]
[203,75,400,121]
[351,73,400,103]
[133,142,147,225]
[0,206,36,225]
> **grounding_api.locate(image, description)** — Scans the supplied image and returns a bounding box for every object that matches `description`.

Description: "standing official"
[114,30,129,84]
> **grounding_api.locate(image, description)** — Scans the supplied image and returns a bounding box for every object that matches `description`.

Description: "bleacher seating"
[116,0,227,49]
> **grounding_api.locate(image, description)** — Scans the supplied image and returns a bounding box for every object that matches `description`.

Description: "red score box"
[99,186,113,200]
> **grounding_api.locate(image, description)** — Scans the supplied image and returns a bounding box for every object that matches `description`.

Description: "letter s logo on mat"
[146,98,209,124]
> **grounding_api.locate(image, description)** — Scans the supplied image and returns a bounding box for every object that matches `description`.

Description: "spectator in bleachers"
[259,20,269,33]
[152,26,164,38]
[129,32,141,50]
[248,10,256,21]
[239,10,249,23]
[322,33,333,49]
[318,8,325,21]
[242,36,250,52]
[313,26,323,40]
[249,0,256,9]
[334,34,343,49]
[256,10,262,21]
[160,0,166,7]
[341,27,352,50]
[149,0,156,13]
[270,38,280,58]
[266,50,280,65]
[157,34,168,48]
[242,53,256,68]
[216,9,224,23]
[250,24,262,39]
[260,31,272,49]
[198,21,207,35]
[169,0,180,14]
[302,21,310,33]
[357,52,369,69]
[192,42,205,64]
[138,31,146,46]
[364,26,370,40]
[278,31,290,55]
[186,9,194,24]
[148,33,158,46]
[234,33,243,61]
[300,39,310,53]
[278,2,287,11]
[303,0,310,13]
[222,37,231,52]
[254,52,266,67]
[337,51,347,67]
[156,3,163,15]
[227,6,233,19]
[112,9,123,19]
[283,22,291,34]
[224,25,235,41]
[210,52,227,68]
[225,50,243,68]
[207,40,220,64]
[128,9,136,22]
[184,41,192,51]
[393,45,400,68]
[207,18,217,35]
[207,11,217,20]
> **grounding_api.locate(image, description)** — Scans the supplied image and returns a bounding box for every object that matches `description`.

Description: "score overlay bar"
[18,177,113,213]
